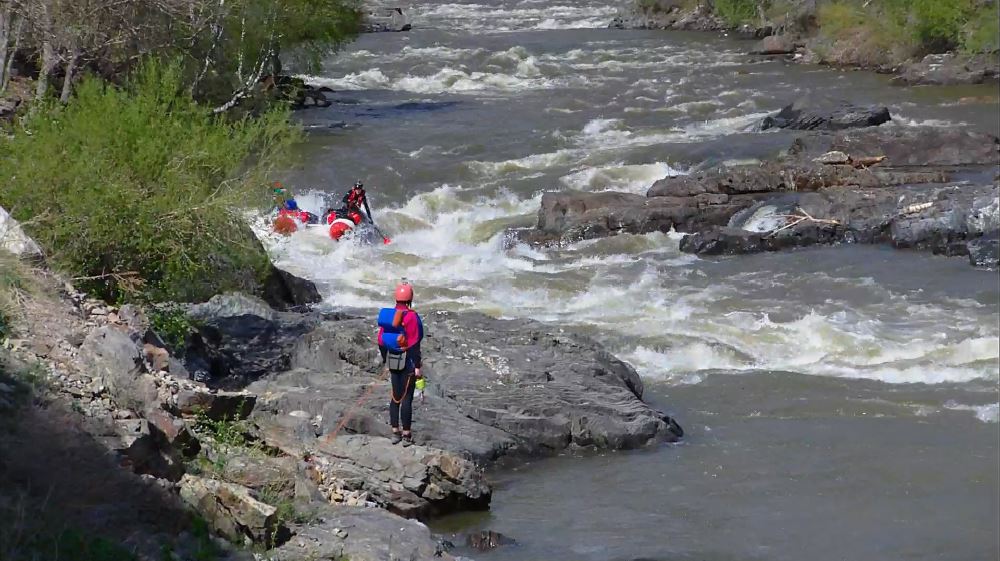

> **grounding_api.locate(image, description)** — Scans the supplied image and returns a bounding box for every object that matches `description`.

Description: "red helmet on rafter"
[395,282,413,303]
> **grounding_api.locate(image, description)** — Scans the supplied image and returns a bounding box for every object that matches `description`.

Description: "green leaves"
[0,59,297,303]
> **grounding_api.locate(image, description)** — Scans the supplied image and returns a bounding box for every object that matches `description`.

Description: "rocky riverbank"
[510,111,1000,268]
[0,229,682,559]
[609,0,1000,86]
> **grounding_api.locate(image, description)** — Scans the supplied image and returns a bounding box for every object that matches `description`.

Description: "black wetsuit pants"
[389,370,416,431]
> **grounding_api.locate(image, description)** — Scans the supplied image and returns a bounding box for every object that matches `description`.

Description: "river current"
[261,1,1000,559]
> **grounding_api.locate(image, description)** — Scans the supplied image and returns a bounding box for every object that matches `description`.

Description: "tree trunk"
[1,16,20,93]
[34,39,54,101]
[0,3,10,93]
[59,48,79,103]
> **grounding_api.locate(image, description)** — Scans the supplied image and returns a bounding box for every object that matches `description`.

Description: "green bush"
[910,0,971,53]
[714,0,759,25]
[962,5,1000,53]
[816,2,866,39]
[148,306,197,355]
[0,60,298,303]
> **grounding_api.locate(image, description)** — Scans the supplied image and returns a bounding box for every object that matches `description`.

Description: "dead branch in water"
[764,208,841,238]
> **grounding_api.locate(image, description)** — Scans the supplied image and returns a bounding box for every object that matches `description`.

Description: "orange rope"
[322,368,390,444]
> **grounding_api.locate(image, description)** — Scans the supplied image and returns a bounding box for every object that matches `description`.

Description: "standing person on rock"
[376,280,424,446]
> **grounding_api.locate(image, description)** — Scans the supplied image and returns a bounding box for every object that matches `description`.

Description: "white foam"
[944,401,1000,423]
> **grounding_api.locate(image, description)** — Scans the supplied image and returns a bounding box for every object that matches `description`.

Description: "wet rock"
[179,474,288,547]
[893,53,1000,86]
[514,189,738,246]
[758,101,891,131]
[271,505,448,561]
[263,266,322,310]
[752,35,796,55]
[467,530,516,551]
[967,232,999,268]
[361,2,412,32]
[680,183,999,258]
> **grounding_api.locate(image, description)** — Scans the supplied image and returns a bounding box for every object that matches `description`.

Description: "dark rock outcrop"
[514,127,1000,266]
[758,101,891,131]
[185,293,320,387]
[264,266,322,310]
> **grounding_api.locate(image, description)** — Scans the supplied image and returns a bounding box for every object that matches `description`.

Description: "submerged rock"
[467,530,516,551]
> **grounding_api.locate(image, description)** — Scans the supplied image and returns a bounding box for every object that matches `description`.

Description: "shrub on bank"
[0,61,297,303]
[815,0,999,60]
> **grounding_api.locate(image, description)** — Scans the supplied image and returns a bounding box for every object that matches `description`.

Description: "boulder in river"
[515,127,999,267]
[758,101,891,131]
[751,35,797,55]
[893,53,1000,86]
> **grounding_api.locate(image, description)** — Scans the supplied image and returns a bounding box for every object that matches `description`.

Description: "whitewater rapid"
[263,0,999,426]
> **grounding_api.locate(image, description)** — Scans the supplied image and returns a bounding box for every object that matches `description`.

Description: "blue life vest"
[284,199,299,211]
[377,308,424,372]
[377,308,423,352]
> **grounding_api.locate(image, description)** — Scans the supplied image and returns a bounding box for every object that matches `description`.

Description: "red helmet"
[395,282,413,303]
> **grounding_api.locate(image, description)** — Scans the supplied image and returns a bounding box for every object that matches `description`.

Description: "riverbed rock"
[179,474,288,546]
[518,127,998,266]
[893,53,1000,86]
[467,530,516,551]
[758,101,891,131]
[752,35,797,55]
[362,2,412,32]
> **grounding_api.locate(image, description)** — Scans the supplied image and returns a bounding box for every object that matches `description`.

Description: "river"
[263,1,1000,559]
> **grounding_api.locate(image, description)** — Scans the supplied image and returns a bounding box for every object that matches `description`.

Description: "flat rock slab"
[248,311,679,464]
[272,505,450,561]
